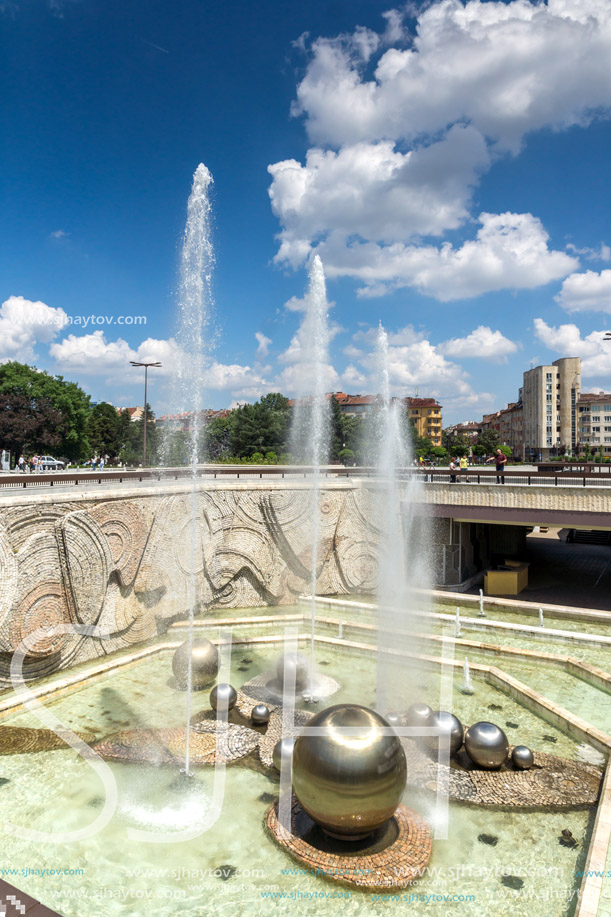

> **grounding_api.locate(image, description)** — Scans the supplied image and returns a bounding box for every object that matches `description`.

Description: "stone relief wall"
[0,484,380,687]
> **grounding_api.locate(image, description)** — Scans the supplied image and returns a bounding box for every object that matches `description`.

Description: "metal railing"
[2,464,611,490]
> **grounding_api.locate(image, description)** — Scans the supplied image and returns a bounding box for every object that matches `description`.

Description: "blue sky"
[1,0,611,424]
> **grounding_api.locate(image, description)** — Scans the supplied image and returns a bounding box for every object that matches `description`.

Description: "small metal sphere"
[384,712,403,728]
[172,639,219,690]
[292,703,407,840]
[406,702,433,729]
[275,652,309,692]
[209,683,237,712]
[272,736,297,772]
[251,704,271,726]
[464,721,509,769]
[512,745,534,770]
[426,711,464,756]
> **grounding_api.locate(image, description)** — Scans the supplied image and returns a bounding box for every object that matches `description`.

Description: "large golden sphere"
[292,704,407,840]
[172,638,219,690]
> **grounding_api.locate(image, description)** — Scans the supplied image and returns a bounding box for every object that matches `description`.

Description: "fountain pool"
[0,604,601,916]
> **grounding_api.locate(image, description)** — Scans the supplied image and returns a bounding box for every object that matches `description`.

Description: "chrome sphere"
[406,702,433,729]
[464,722,509,769]
[210,683,237,713]
[172,639,219,690]
[512,745,534,770]
[272,736,297,772]
[251,704,271,726]
[425,711,464,756]
[275,652,309,692]
[292,704,407,840]
[384,712,403,728]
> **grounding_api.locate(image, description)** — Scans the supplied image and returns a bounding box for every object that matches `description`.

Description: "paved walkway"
[467,528,611,611]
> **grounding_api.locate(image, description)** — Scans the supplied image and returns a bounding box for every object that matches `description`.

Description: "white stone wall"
[0,481,381,686]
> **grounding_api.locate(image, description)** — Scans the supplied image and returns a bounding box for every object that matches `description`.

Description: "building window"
[592,416,601,422]
[593,426,600,432]
[546,373,552,380]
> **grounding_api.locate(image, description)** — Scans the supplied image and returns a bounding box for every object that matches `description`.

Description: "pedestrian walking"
[18,454,25,473]
[32,454,38,474]
[486,448,507,484]
[99,455,105,470]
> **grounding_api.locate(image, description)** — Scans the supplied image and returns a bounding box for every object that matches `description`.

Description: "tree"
[204,415,232,461]
[118,404,159,466]
[339,414,364,463]
[477,429,500,455]
[87,402,122,461]
[443,431,471,457]
[431,445,448,460]
[229,393,290,458]
[0,362,90,460]
[415,435,434,458]
[329,395,344,462]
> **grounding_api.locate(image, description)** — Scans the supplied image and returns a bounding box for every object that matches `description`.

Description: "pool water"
[0,639,596,916]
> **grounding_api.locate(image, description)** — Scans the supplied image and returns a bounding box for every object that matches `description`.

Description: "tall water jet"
[288,255,331,701]
[373,324,431,715]
[174,164,215,774]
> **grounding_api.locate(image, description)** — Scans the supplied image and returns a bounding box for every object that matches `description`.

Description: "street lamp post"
[129,361,161,466]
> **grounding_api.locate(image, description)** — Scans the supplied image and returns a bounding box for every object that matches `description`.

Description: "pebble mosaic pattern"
[403,736,602,807]
[92,722,260,766]
[266,798,432,889]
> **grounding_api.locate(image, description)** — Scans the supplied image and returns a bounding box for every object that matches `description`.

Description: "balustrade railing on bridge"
[1,463,611,491]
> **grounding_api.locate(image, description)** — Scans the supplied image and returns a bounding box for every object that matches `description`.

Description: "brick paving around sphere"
[266,797,432,889]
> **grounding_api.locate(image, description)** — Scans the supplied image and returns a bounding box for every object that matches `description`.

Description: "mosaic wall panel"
[0,485,378,686]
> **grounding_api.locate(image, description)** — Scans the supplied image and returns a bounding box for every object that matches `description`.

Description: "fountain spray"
[175,164,215,775]
[288,255,331,701]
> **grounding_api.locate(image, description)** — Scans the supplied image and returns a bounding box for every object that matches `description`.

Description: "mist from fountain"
[373,324,431,716]
[173,163,215,775]
[288,255,331,701]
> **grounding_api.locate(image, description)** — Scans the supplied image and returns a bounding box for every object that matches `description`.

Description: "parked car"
[38,455,65,471]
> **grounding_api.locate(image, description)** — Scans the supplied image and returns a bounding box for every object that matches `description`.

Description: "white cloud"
[345,323,500,416]
[533,317,611,378]
[255,331,272,357]
[555,269,611,313]
[49,229,70,241]
[0,295,68,363]
[49,331,178,377]
[566,242,611,262]
[341,364,367,389]
[293,0,611,151]
[269,125,489,268]
[49,330,272,398]
[269,0,611,298]
[274,362,340,396]
[283,295,308,312]
[438,325,519,361]
[320,212,577,301]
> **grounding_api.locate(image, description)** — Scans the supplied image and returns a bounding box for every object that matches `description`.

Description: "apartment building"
[331,393,443,446]
[521,357,581,460]
[577,393,611,455]
[406,398,443,447]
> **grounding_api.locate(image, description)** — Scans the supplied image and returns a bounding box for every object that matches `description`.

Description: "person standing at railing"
[486,449,507,484]
[449,456,459,483]
[459,454,470,482]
